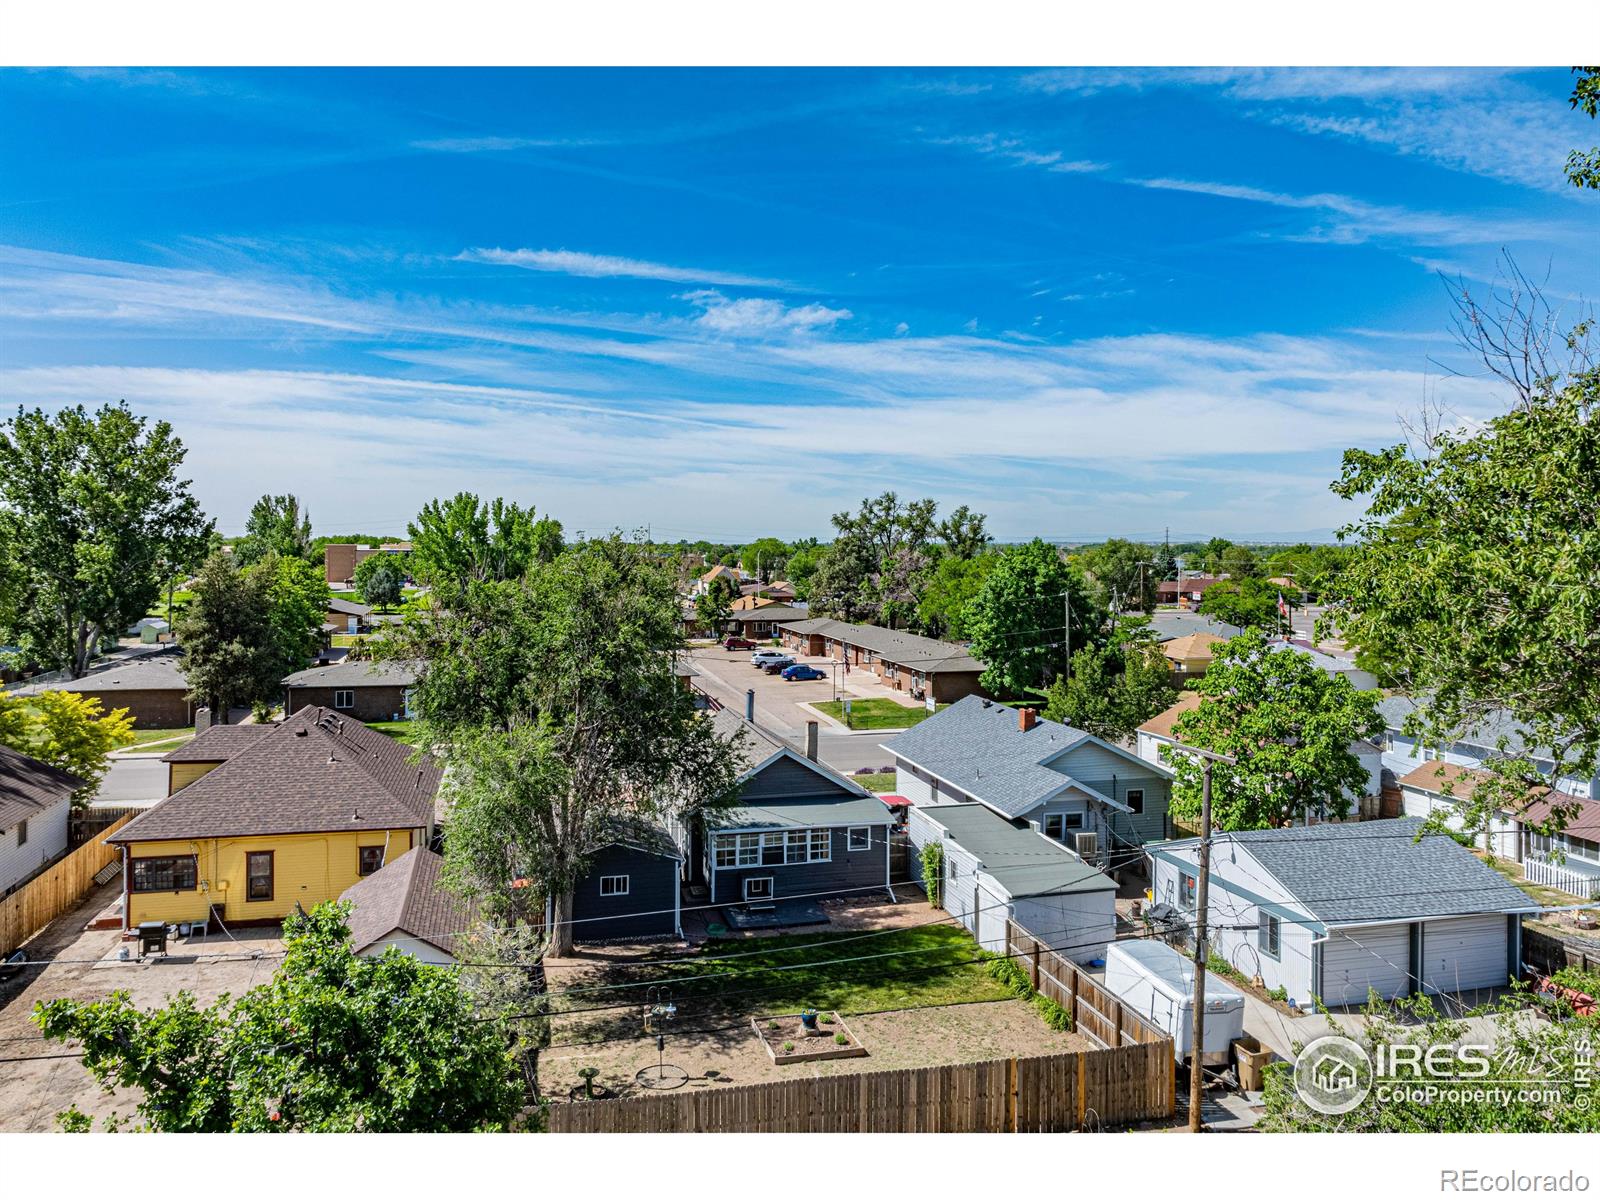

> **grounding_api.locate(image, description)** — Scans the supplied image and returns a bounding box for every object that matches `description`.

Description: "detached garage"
[907,802,1117,964]
[1148,818,1537,1010]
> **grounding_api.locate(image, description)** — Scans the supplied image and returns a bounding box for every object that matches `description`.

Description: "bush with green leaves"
[920,841,944,908]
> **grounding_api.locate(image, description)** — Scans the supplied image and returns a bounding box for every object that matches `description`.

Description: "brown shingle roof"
[1162,633,1227,661]
[1137,692,1202,740]
[1397,761,1491,796]
[161,723,273,763]
[341,847,476,957]
[110,706,440,844]
[0,744,84,831]
[1403,762,1600,838]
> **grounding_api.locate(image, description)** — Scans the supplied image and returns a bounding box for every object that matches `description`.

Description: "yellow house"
[108,706,440,930]
[1161,632,1228,681]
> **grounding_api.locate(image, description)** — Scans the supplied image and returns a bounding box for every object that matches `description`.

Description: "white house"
[1146,818,1539,1009]
[883,696,1175,870]
[340,847,475,966]
[0,744,82,897]
[907,802,1117,963]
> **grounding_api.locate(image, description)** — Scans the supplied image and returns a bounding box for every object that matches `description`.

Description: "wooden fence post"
[1030,940,1040,990]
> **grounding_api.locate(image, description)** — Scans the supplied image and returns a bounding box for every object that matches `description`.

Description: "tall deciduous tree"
[1077,538,1158,613]
[1566,66,1599,189]
[694,574,736,633]
[1198,577,1290,633]
[385,535,743,955]
[1165,629,1383,830]
[1328,268,1599,842]
[0,403,212,677]
[937,504,991,560]
[1043,632,1176,744]
[739,537,789,582]
[0,690,134,805]
[233,494,313,566]
[35,903,521,1132]
[354,553,405,612]
[916,552,997,640]
[406,493,561,596]
[175,552,280,722]
[964,539,1104,697]
[260,553,332,677]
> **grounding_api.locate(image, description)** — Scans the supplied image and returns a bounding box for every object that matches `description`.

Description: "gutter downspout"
[120,845,130,933]
[1309,931,1328,1007]
[675,859,683,939]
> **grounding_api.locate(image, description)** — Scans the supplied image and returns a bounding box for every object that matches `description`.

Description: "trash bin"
[1234,1035,1272,1093]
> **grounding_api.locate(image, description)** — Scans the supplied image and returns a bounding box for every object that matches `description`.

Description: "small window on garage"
[333,689,354,710]
[848,826,870,851]
[599,875,629,897]
[1259,912,1281,959]
[1125,788,1144,814]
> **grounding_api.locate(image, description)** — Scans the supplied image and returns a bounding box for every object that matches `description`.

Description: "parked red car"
[723,636,757,650]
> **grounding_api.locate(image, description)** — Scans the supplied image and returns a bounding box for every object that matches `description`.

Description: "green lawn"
[557,925,1008,1017]
[366,719,420,745]
[124,727,195,750]
[812,698,948,730]
[852,771,896,792]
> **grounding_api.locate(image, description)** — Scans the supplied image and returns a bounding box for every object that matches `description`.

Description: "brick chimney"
[1019,707,1037,733]
[805,720,819,762]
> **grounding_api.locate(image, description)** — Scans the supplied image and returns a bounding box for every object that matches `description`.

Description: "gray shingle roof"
[282,659,420,688]
[110,706,440,843]
[327,597,373,617]
[341,847,476,958]
[915,803,1115,898]
[1146,611,1242,643]
[0,743,84,832]
[9,647,187,695]
[726,604,809,624]
[1162,817,1538,925]
[779,618,984,675]
[162,724,273,763]
[705,707,882,830]
[1378,695,1551,760]
[884,695,1108,818]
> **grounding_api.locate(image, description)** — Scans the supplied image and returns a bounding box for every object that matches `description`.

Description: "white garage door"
[974,881,1010,954]
[1401,788,1433,819]
[1321,924,1411,1005]
[1422,914,1508,995]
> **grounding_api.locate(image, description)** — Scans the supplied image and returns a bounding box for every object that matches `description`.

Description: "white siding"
[0,796,72,895]
[1135,731,1171,769]
[359,932,456,966]
[894,766,933,806]
[1401,787,1519,858]
[1012,891,1117,965]
[1321,924,1411,1004]
[1421,914,1508,994]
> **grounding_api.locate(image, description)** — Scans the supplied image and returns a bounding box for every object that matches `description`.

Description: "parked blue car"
[781,663,828,681]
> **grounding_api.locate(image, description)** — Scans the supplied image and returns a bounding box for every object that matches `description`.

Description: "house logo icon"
[1293,1035,1372,1115]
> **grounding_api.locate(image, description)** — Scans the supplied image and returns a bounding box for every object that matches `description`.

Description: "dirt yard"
[540,998,1091,1101]
[0,882,286,1132]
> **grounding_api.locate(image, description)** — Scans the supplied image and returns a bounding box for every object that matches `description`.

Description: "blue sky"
[0,67,1594,541]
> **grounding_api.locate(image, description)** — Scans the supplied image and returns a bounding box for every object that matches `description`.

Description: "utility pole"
[1062,588,1072,682]
[1168,741,1237,1133]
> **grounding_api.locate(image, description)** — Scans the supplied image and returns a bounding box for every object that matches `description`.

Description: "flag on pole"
[1277,591,1290,621]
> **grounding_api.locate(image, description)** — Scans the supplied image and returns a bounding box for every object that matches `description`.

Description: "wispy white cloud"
[923,131,1105,173]
[683,291,852,337]
[456,246,791,289]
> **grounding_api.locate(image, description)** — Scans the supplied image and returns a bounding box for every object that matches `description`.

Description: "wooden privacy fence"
[1,815,129,957]
[1006,919,1169,1052]
[547,1042,1173,1133]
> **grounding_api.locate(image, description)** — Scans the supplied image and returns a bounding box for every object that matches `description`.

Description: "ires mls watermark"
[1293,1033,1595,1116]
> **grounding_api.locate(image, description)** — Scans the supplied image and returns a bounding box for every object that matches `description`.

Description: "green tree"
[383,535,744,956]
[354,553,406,612]
[740,537,790,582]
[1164,628,1383,830]
[1216,543,1260,580]
[34,903,521,1132]
[936,504,991,560]
[176,552,280,722]
[233,494,313,566]
[784,542,824,600]
[1200,537,1234,574]
[964,539,1104,697]
[258,553,331,679]
[1198,577,1289,632]
[406,493,560,597]
[0,402,212,677]
[1042,631,1175,743]
[807,534,879,622]
[1078,539,1157,613]
[916,552,997,640]
[0,689,135,805]
[1329,272,1599,844]
[694,575,736,633]
[1566,66,1599,189]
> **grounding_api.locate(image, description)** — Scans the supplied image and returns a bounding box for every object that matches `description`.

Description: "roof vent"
[294,728,308,737]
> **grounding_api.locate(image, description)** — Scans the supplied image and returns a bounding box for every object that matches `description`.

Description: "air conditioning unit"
[1073,832,1100,860]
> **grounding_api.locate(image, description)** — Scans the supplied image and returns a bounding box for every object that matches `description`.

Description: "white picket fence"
[1522,857,1600,899]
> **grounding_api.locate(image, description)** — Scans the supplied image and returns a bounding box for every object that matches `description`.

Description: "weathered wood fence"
[547,1041,1172,1133]
[1006,919,1170,1052]
[1,815,129,956]
[1523,923,1600,978]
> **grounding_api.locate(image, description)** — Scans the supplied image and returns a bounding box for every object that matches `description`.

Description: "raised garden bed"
[753,1011,867,1065]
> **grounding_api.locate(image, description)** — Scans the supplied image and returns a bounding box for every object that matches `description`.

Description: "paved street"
[95,755,167,805]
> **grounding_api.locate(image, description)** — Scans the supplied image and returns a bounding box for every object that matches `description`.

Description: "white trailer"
[1104,939,1245,1066]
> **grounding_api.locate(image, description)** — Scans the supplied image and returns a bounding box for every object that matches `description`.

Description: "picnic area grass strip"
[811,698,949,730]
[365,719,420,746]
[556,925,1011,1017]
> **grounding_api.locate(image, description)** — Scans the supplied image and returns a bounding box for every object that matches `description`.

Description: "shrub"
[834,1032,849,1046]
[1035,996,1073,1032]
[1552,966,1600,997]
[920,842,944,907]
[782,1041,795,1052]
[984,953,1074,1032]
[1267,985,1289,1004]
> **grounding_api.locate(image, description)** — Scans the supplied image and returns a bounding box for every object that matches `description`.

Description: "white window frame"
[1043,814,1065,841]
[1258,912,1281,960]
[847,826,870,851]
[714,829,831,868]
[333,689,355,710]
[744,877,774,901]
[599,875,629,897]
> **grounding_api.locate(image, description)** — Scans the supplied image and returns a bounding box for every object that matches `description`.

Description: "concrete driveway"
[687,645,902,777]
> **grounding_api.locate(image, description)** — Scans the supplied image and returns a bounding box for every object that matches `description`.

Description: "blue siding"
[572,843,679,940]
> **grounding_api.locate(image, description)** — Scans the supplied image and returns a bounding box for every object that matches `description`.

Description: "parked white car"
[751,650,791,667]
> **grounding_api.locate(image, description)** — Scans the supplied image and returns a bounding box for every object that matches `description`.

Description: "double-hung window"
[1258,912,1281,959]
[1125,788,1145,815]
[246,851,274,902]
[15,819,26,847]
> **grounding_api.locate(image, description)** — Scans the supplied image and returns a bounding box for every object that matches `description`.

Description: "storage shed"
[907,802,1117,963]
